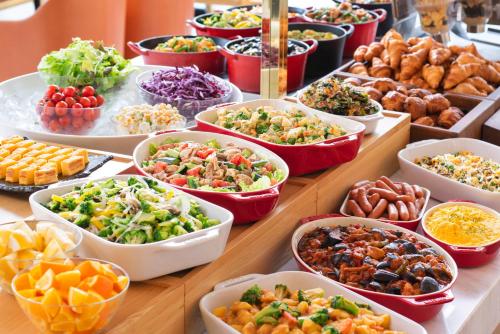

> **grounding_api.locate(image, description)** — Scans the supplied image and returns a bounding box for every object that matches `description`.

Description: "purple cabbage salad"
[139,66,230,101]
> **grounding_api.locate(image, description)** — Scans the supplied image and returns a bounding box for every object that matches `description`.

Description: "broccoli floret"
[276,302,300,318]
[101,178,116,189]
[309,308,329,326]
[172,225,188,236]
[98,226,113,238]
[355,302,371,310]
[240,284,262,306]
[274,284,290,300]
[153,226,171,241]
[202,218,220,229]
[45,200,61,213]
[255,301,282,326]
[74,214,90,229]
[322,325,340,334]
[331,295,359,316]
[183,221,195,233]
[153,210,173,221]
[122,230,147,244]
[140,200,153,213]
[145,178,165,193]
[63,198,77,211]
[78,201,95,215]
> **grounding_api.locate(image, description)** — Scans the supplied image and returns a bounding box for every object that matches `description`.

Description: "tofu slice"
[1,136,24,145]
[28,143,47,151]
[61,156,85,176]
[23,150,43,158]
[6,162,28,183]
[1,143,17,153]
[34,159,48,167]
[57,148,74,156]
[11,148,29,156]
[5,153,22,161]
[15,140,36,149]
[70,149,89,164]
[18,157,35,164]
[0,159,17,179]
[0,149,10,159]
[40,146,60,155]
[37,153,56,161]
[34,165,58,185]
[49,155,70,174]
[19,166,37,185]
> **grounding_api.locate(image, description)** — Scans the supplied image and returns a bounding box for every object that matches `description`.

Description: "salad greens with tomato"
[44,176,219,245]
[142,139,284,192]
[38,38,135,92]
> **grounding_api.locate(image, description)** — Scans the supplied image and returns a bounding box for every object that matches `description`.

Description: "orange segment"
[40,259,74,275]
[76,260,101,279]
[88,275,114,298]
[76,316,99,332]
[41,287,62,318]
[81,290,105,318]
[13,272,32,290]
[55,270,81,291]
[17,288,37,298]
[69,287,88,314]
[114,275,129,292]
[29,264,43,280]
[35,268,55,292]
[99,263,118,283]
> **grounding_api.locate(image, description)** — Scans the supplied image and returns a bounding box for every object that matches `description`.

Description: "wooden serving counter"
[0,111,411,334]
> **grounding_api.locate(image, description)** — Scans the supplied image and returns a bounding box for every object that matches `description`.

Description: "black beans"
[420,277,440,293]
[374,270,400,282]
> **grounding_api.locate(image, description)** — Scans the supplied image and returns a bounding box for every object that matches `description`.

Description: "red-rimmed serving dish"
[195,99,366,176]
[339,182,431,231]
[127,35,229,75]
[132,130,289,225]
[302,8,387,56]
[187,13,260,39]
[227,5,308,22]
[291,214,458,322]
[422,201,500,268]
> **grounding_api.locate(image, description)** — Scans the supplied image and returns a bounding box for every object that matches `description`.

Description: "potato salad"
[215,106,347,145]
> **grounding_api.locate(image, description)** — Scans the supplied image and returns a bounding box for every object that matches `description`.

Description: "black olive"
[373,270,399,282]
[402,242,419,254]
[403,272,419,284]
[368,281,384,291]
[411,262,426,276]
[386,286,402,295]
[420,277,440,293]
[334,243,348,251]
[322,230,343,247]
[376,261,390,269]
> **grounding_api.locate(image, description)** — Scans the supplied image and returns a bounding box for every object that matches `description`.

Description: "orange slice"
[17,288,37,298]
[55,270,81,291]
[76,315,99,332]
[29,263,43,280]
[50,307,76,332]
[35,268,55,292]
[98,263,118,283]
[81,290,105,318]
[76,260,101,279]
[114,275,129,293]
[88,275,114,298]
[41,287,62,318]
[40,259,74,275]
[13,272,32,290]
[68,287,88,314]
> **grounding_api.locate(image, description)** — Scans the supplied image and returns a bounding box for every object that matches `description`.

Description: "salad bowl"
[133,130,289,224]
[29,175,234,281]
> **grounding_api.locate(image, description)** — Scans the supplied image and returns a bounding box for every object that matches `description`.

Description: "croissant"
[343,77,362,86]
[404,72,432,90]
[423,94,451,114]
[428,48,452,66]
[380,49,390,65]
[400,49,428,80]
[369,57,392,78]
[404,96,427,121]
[381,29,403,48]
[443,63,481,89]
[353,45,368,62]
[365,42,385,62]
[448,82,487,96]
[449,43,482,58]
[438,107,465,129]
[407,37,421,46]
[370,78,397,93]
[387,39,408,69]
[414,116,435,126]
[408,37,433,54]
[476,64,500,84]
[349,62,369,76]
[363,87,383,102]
[464,76,494,93]
[492,62,500,73]
[456,52,486,65]
[422,64,445,89]
[381,91,407,111]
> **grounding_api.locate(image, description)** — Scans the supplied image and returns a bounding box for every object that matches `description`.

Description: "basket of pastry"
[0,136,112,192]
[344,29,500,99]
[338,73,496,141]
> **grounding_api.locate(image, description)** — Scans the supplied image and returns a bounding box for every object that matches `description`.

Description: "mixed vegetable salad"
[202,9,261,28]
[215,106,347,145]
[306,3,373,24]
[213,284,406,333]
[299,76,379,116]
[142,139,284,192]
[288,29,338,41]
[154,36,217,53]
[38,38,135,92]
[44,176,219,245]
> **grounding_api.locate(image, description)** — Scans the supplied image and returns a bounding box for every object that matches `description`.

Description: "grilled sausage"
[380,176,402,194]
[407,201,418,220]
[351,180,370,190]
[347,199,366,217]
[387,203,399,220]
[402,183,416,202]
[368,193,381,207]
[349,189,360,201]
[368,188,398,202]
[358,188,373,214]
[375,180,395,192]
[396,201,410,221]
[368,199,388,218]
[395,194,413,203]
[412,184,424,198]
[416,197,426,211]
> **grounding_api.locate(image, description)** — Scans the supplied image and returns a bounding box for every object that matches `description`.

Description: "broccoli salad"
[142,139,285,192]
[44,176,220,245]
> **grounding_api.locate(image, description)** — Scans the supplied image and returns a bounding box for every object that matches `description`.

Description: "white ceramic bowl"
[200,271,428,334]
[28,174,234,281]
[398,138,500,211]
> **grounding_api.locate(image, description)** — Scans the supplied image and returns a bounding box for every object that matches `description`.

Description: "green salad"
[142,139,285,192]
[44,176,219,245]
[38,38,135,92]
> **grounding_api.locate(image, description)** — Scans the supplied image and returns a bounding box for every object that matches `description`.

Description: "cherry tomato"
[170,178,188,187]
[71,104,84,117]
[81,86,95,97]
[83,109,95,121]
[51,92,64,103]
[211,180,229,188]
[264,162,274,172]
[40,114,52,123]
[55,101,68,116]
[58,115,71,127]
[186,166,202,177]
[196,148,215,159]
[153,161,168,173]
[79,97,91,108]
[45,85,59,98]
[49,119,61,132]
[71,117,84,129]
[62,86,76,97]
[87,96,97,107]
[96,95,105,106]
[64,97,76,107]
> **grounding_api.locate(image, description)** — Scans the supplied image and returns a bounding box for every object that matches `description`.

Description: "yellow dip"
[425,205,500,246]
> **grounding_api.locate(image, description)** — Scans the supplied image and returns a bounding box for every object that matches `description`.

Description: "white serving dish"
[28,174,234,281]
[296,88,384,135]
[0,65,243,154]
[398,138,500,211]
[200,271,428,334]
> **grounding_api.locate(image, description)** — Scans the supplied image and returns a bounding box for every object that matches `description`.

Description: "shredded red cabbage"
[140,66,229,101]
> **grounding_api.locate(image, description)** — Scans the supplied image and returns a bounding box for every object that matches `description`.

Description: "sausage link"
[416,197,426,211]
[387,203,399,220]
[375,180,395,193]
[351,180,370,190]
[349,189,360,201]
[412,184,424,198]
[396,201,410,221]
[395,194,413,203]
[379,176,402,194]
[402,183,416,202]
[368,193,381,207]
[368,188,397,202]
[347,199,366,217]
[407,201,417,220]
[368,199,388,218]
[357,188,373,214]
